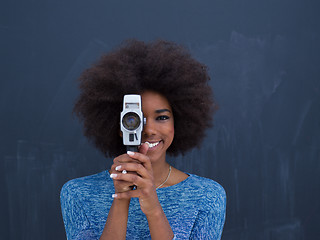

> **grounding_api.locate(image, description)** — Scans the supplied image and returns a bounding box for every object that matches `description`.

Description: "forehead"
[141,91,172,112]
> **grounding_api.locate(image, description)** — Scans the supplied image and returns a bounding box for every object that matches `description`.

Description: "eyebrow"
[155,109,171,114]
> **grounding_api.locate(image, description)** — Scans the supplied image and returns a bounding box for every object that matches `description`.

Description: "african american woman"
[60,39,226,240]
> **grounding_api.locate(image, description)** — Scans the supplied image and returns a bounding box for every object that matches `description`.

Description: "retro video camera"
[120,95,145,152]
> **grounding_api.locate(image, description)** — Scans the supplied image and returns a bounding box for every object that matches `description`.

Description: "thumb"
[139,142,149,155]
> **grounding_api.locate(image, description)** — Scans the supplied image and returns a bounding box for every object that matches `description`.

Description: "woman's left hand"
[110,143,162,216]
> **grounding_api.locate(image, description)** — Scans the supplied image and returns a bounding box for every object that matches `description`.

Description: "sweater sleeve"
[189,185,226,240]
[60,181,98,240]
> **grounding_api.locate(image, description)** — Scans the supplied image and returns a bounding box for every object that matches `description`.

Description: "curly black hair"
[73,39,217,157]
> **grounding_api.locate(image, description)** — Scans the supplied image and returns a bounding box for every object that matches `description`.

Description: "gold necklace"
[156,166,172,189]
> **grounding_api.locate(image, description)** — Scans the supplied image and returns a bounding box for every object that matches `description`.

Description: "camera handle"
[126,145,139,190]
[126,145,138,152]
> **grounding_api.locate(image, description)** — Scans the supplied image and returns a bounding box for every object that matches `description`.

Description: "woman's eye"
[156,115,169,121]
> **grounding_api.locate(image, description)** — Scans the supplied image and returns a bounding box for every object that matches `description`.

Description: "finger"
[128,142,148,156]
[111,157,140,172]
[112,154,140,167]
[114,184,133,192]
[112,177,137,192]
[126,151,152,172]
[110,168,138,192]
[110,172,145,187]
[139,142,149,155]
[115,163,150,179]
[112,189,142,199]
[111,165,139,175]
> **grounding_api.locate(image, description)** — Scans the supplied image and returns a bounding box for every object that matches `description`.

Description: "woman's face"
[141,91,174,163]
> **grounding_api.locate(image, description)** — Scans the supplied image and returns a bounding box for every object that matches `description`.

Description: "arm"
[60,181,95,240]
[145,208,174,240]
[99,199,130,240]
[110,144,174,240]
[190,188,226,240]
[100,153,139,240]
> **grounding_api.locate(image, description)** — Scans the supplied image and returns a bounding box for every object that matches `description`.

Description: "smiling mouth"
[144,141,162,148]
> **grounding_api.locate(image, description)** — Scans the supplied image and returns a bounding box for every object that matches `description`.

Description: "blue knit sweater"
[60,170,226,240]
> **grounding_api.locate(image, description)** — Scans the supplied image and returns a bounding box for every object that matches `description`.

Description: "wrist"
[144,205,164,219]
[112,198,131,208]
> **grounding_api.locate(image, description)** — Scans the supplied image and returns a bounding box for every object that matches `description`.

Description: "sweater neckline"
[156,172,192,190]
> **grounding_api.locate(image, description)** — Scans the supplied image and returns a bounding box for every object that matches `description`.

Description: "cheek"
[170,127,174,137]
[165,129,174,148]
[168,124,175,140]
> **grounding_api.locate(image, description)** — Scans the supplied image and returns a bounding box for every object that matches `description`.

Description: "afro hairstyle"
[73,39,217,157]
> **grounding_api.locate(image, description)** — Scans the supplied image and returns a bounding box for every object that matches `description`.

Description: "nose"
[142,118,157,137]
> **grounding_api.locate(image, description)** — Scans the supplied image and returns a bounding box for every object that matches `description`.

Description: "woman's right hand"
[110,153,140,193]
[101,152,140,239]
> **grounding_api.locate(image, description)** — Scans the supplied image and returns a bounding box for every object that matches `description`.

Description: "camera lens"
[122,112,141,130]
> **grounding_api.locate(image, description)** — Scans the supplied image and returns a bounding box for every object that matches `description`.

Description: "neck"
[151,159,171,188]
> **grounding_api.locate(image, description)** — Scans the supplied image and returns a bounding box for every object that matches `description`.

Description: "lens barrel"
[122,112,141,130]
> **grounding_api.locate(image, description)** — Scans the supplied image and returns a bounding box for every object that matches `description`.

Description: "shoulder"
[187,174,226,197]
[60,170,111,202]
[60,171,110,239]
[184,174,226,211]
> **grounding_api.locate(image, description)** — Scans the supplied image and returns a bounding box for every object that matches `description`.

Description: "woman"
[60,40,226,240]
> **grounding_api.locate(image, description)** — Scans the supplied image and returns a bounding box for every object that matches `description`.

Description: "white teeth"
[145,141,160,148]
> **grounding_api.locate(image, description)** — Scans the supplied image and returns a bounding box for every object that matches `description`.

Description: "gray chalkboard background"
[1,0,319,239]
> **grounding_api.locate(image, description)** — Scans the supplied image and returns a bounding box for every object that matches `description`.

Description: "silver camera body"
[120,95,145,151]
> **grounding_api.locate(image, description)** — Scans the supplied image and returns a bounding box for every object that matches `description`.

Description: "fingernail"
[127,151,134,156]
[112,194,117,198]
[110,174,117,178]
[122,170,127,174]
[115,166,121,171]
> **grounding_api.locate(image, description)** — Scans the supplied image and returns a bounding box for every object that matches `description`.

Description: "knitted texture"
[60,171,226,240]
